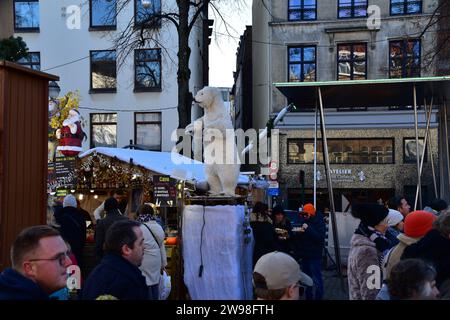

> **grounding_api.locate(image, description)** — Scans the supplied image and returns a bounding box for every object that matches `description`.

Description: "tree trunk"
[177,0,193,129]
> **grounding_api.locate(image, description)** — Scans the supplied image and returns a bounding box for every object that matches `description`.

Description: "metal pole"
[443,100,450,198]
[413,85,422,210]
[425,99,439,199]
[414,98,433,209]
[314,101,318,208]
[317,88,344,289]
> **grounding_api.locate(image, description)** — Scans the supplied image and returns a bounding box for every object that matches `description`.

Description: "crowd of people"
[0,191,167,300]
[1,191,450,301]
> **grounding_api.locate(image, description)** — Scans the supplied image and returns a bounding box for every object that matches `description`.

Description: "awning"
[275,76,450,109]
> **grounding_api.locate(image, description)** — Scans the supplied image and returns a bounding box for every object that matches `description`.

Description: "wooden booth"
[0,61,59,270]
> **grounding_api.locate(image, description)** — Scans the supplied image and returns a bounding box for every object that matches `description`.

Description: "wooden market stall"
[0,61,59,270]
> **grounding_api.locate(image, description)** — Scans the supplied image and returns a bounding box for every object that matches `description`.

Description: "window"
[135,0,162,27]
[390,0,422,15]
[134,49,161,91]
[338,0,367,18]
[14,0,39,31]
[90,113,117,148]
[287,138,395,164]
[389,39,421,78]
[337,43,367,80]
[288,0,316,21]
[135,113,161,151]
[90,0,117,29]
[17,52,40,70]
[90,50,117,92]
[288,46,316,82]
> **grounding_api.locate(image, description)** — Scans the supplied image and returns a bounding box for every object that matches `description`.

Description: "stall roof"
[79,147,250,184]
[274,76,450,109]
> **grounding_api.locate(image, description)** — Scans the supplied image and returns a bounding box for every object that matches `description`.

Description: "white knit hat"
[63,194,77,208]
[385,209,404,227]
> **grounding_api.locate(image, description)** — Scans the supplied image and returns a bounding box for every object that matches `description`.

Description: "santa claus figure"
[56,109,86,157]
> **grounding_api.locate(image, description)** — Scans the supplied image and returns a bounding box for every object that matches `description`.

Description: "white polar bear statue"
[185,86,240,196]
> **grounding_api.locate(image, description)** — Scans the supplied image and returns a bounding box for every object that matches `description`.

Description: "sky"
[208,0,252,88]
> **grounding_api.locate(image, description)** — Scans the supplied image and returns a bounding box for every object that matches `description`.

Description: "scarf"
[137,214,153,223]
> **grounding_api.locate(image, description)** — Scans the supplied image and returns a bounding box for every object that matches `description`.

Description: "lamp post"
[48,81,61,163]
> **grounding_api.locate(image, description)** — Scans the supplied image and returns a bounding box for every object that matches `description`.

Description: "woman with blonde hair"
[136,204,167,300]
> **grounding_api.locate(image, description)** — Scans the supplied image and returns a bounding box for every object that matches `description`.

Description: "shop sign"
[153,175,177,207]
[54,157,77,189]
[268,181,279,196]
[316,169,366,182]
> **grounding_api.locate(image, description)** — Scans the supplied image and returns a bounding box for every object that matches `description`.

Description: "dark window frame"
[14,0,40,32]
[134,0,162,29]
[90,113,118,148]
[287,45,317,82]
[337,43,368,80]
[287,137,396,165]
[17,51,40,70]
[390,0,422,16]
[288,0,317,21]
[403,137,427,164]
[89,49,117,93]
[134,112,162,151]
[89,0,117,31]
[337,0,368,19]
[134,48,162,92]
[389,39,421,78]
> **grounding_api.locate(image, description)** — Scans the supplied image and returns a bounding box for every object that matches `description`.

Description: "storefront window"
[287,138,395,164]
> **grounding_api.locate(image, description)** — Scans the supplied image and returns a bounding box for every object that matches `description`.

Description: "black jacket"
[273,218,294,256]
[57,206,87,265]
[94,210,128,258]
[250,221,278,267]
[81,253,148,300]
[292,212,326,260]
[402,229,450,287]
[0,268,49,300]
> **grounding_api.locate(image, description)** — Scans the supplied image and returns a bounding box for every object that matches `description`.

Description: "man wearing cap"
[292,203,326,300]
[253,251,313,300]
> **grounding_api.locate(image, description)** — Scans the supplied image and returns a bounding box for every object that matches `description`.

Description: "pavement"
[322,268,349,300]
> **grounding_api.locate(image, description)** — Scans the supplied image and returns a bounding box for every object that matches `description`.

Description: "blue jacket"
[81,253,148,300]
[0,268,49,300]
[292,211,326,260]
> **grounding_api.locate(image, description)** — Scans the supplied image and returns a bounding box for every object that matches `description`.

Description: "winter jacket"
[273,218,294,256]
[0,268,49,300]
[139,221,167,286]
[250,220,278,266]
[57,206,86,265]
[94,210,128,258]
[347,234,382,300]
[402,229,450,287]
[81,253,148,300]
[384,227,400,249]
[382,233,420,281]
[292,212,326,260]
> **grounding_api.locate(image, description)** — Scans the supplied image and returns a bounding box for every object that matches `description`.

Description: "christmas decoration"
[56,109,86,156]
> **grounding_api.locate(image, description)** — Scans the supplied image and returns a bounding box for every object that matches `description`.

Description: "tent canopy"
[79,147,249,185]
[275,76,450,110]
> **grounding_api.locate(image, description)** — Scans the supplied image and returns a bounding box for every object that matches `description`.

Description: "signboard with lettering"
[315,169,366,183]
[47,162,57,192]
[54,156,77,189]
[153,175,177,207]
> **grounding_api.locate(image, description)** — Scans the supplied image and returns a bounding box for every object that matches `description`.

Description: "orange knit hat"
[302,203,316,216]
[404,210,436,238]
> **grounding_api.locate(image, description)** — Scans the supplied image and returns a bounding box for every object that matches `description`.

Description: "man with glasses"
[253,251,313,300]
[0,225,72,300]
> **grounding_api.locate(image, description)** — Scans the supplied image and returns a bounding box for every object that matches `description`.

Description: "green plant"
[0,36,29,62]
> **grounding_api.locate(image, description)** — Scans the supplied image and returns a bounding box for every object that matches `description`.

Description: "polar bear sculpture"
[185,87,240,196]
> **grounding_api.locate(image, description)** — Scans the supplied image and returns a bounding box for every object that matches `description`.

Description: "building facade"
[232,25,253,131]
[0,0,13,39]
[13,0,208,152]
[252,0,443,210]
